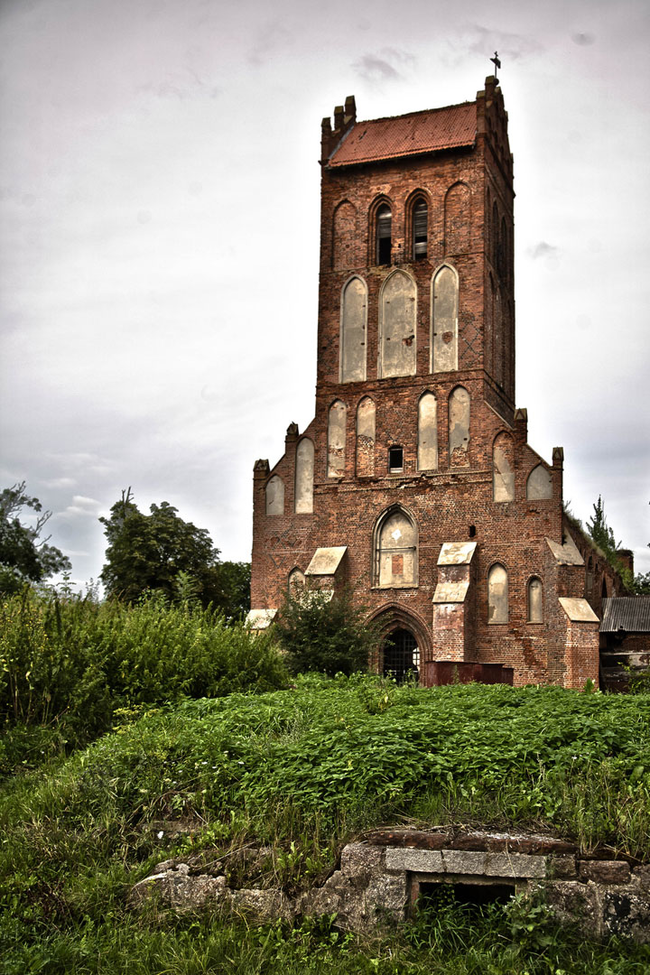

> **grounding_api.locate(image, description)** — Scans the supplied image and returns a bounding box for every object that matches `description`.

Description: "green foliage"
[0,483,70,594]
[2,679,650,973]
[586,495,650,593]
[99,489,251,617]
[274,584,380,676]
[0,589,288,758]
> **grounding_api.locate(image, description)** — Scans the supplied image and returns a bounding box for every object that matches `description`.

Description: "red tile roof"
[328,101,477,168]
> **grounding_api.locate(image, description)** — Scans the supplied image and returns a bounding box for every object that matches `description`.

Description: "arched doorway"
[383,628,419,683]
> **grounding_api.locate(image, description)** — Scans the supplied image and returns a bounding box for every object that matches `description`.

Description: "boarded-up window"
[444,182,470,254]
[417,392,438,471]
[265,475,284,515]
[378,269,417,378]
[493,432,515,502]
[488,563,508,623]
[526,464,552,500]
[432,264,458,373]
[340,276,367,383]
[295,438,314,513]
[376,508,417,588]
[332,200,357,270]
[327,400,346,477]
[448,386,470,465]
[527,577,543,623]
[413,198,427,260]
[356,396,375,476]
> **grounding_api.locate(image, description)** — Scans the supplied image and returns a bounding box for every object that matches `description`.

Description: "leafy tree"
[273,583,380,676]
[586,495,619,560]
[0,482,71,594]
[100,489,248,613]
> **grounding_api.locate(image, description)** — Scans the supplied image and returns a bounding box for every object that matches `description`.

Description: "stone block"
[340,843,383,879]
[601,889,650,943]
[545,881,600,938]
[385,847,545,879]
[546,856,577,879]
[578,860,631,884]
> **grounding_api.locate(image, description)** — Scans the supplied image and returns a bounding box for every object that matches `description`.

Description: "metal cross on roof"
[490,51,501,82]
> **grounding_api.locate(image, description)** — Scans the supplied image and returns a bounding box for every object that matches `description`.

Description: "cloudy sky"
[1,0,649,590]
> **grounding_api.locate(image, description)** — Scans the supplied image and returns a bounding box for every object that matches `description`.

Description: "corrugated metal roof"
[600,597,650,633]
[328,101,477,168]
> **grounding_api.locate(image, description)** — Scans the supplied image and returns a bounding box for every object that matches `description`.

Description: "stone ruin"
[130,827,650,943]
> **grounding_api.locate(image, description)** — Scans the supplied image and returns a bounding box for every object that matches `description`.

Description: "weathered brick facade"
[250,77,622,688]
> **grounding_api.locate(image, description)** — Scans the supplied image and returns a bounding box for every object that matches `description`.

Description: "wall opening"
[418,881,515,911]
[389,445,404,471]
[383,628,419,682]
[376,204,392,265]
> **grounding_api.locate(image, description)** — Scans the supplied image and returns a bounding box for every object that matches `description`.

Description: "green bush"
[0,588,288,756]
[274,585,380,676]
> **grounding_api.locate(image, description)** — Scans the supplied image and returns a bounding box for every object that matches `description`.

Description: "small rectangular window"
[389,446,404,471]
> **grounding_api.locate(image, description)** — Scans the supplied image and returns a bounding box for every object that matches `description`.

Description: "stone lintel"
[385,847,546,879]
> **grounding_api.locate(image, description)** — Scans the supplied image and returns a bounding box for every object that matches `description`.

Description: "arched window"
[492,432,514,502]
[327,400,347,477]
[332,200,357,270]
[378,269,417,378]
[448,386,470,465]
[374,507,418,588]
[526,464,552,500]
[488,563,508,623]
[288,567,306,595]
[527,577,543,623]
[265,475,284,515]
[356,396,375,476]
[376,203,392,265]
[417,392,438,471]
[340,276,367,383]
[431,264,459,373]
[444,182,470,254]
[294,438,314,513]
[412,198,428,260]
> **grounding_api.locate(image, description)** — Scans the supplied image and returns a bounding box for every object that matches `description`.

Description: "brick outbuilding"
[249,77,622,688]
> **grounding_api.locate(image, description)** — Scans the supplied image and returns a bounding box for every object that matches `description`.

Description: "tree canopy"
[586,495,650,595]
[0,482,71,594]
[100,489,250,615]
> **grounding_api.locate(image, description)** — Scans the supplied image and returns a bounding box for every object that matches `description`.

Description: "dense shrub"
[0,589,288,756]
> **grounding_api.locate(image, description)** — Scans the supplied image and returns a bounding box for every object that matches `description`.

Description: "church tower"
[249,77,615,688]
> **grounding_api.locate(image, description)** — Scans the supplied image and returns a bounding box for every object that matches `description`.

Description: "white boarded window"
[493,432,515,502]
[448,386,470,465]
[295,438,314,513]
[378,269,417,379]
[327,400,346,477]
[375,508,417,588]
[417,392,438,471]
[527,577,543,623]
[526,464,553,500]
[265,475,284,515]
[432,264,458,373]
[488,563,508,623]
[340,276,367,383]
[356,397,375,477]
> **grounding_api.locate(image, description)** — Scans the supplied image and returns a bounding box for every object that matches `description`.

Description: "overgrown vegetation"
[0,482,71,595]
[0,588,288,762]
[2,677,650,973]
[274,584,380,675]
[585,495,650,594]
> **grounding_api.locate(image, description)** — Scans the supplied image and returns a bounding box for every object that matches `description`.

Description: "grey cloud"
[248,20,293,66]
[529,241,560,260]
[464,24,543,62]
[571,32,596,46]
[353,48,414,82]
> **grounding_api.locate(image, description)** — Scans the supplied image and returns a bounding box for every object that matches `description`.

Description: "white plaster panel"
[340,277,367,383]
[295,439,314,514]
[493,433,515,502]
[527,464,553,500]
[327,400,347,477]
[265,475,284,516]
[448,387,470,462]
[432,265,458,373]
[417,392,438,471]
[379,270,417,378]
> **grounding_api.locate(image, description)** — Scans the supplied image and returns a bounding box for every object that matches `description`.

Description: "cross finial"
[490,51,501,82]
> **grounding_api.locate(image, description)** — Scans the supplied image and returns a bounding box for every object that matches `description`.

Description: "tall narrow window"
[488,563,508,623]
[265,475,284,515]
[527,577,543,623]
[340,276,367,382]
[376,204,392,265]
[448,386,470,465]
[356,397,375,477]
[374,507,418,588]
[378,269,417,378]
[431,264,459,373]
[417,392,438,471]
[492,432,514,502]
[327,400,346,477]
[413,199,427,260]
[294,438,314,514]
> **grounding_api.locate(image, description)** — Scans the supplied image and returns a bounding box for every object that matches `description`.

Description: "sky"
[1,0,649,591]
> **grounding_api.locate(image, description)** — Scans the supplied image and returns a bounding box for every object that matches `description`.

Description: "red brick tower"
[249,78,618,688]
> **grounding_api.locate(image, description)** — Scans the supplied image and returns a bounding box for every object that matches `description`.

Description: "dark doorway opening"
[383,628,419,683]
[419,881,515,911]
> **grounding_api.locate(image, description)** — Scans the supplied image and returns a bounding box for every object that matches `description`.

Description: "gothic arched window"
[376,203,392,265]
[527,577,543,623]
[374,507,418,588]
[412,198,428,260]
[294,438,314,514]
[488,563,508,623]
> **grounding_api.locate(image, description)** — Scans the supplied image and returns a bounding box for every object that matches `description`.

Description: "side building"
[249,76,624,688]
